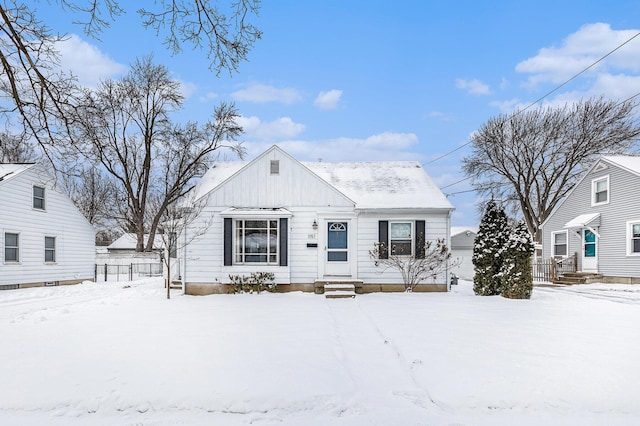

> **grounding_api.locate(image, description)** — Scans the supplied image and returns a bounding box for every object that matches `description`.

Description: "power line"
[423,30,640,169]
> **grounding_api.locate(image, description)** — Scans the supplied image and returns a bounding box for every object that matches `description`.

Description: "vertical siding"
[542,162,640,277]
[0,165,95,285]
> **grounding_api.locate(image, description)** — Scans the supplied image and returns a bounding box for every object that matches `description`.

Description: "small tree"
[370,237,458,292]
[500,221,534,299]
[473,200,509,296]
[157,197,214,299]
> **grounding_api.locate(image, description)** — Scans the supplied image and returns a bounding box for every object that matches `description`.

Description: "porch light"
[312,220,318,230]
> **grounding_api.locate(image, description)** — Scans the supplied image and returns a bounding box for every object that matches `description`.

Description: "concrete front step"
[314,279,364,295]
[325,290,356,299]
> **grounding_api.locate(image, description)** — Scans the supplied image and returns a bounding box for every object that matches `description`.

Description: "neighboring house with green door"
[540,156,640,283]
[178,145,455,295]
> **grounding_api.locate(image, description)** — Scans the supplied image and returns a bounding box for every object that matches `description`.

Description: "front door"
[325,221,350,276]
[582,228,598,272]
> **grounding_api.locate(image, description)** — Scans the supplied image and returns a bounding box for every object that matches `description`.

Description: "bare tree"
[0,0,261,151]
[72,56,243,252]
[462,97,640,242]
[0,131,37,162]
[370,237,458,292]
[157,197,213,299]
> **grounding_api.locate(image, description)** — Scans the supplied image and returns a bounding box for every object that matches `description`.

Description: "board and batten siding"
[542,161,640,278]
[202,149,354,209]
[0,165,95,286]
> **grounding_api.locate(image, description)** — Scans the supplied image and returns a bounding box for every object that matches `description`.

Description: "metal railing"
[95,263,163,282]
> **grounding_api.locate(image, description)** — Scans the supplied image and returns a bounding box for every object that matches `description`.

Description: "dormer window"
[33,186,45,210]
[591,175,609,206]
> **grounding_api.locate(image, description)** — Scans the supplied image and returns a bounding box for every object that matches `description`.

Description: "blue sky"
[41,0,640,226]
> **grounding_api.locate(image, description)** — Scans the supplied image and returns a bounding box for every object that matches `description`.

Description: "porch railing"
[532,253,577,282]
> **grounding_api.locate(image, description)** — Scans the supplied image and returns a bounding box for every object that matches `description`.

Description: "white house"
[0,163,95,289]
[541,155,640,283]
[450,226,478,280]
[179,145,455,295]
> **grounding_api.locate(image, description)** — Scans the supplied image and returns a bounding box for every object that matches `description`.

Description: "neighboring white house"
[450,226,478,280]
[179,145,455,295]
[0,163,95,289]
[541,155,640,283]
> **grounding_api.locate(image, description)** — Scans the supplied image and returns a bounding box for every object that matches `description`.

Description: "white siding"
[542,161,640,277]
[0,165,95,285]
[203,148,354,208]
[356,211,450,284]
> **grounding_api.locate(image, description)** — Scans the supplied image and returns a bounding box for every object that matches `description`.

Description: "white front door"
[325,221,351,276]
[582,228,598,272]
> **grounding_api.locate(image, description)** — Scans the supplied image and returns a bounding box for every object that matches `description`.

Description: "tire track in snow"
[325,297,439,414]
[535,285,640,304]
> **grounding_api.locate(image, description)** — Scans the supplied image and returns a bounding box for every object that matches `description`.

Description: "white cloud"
[428,111,455,122]
[55,34,125,87]
[199,92,218,102]
[489,98,523,113]
[177,80,198,99]
[455,78,491,95]
[240,132,421,162]
[232,83,303,104]
[516,23,640,86]
[314,89,343,110]
[237,116,306,141]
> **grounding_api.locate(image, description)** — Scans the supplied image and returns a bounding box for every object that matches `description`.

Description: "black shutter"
[378,220,389,259]
[223,218,233,266]
[415,220,426,259]
[279,218,288,266]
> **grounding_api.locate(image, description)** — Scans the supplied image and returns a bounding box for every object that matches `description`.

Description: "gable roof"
[451,226,478,237]
[108,233,164,251]
[0,163,36,183]
[304,161,452,209]
[193,145,453,210]
[600,155,640,176]
[540,154,640,229]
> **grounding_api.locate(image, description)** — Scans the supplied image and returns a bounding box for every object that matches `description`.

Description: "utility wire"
[424,30,640,169]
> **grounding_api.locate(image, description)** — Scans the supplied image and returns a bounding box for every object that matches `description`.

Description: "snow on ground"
[1,279,639,425]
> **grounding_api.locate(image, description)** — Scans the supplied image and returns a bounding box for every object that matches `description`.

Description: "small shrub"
[229,272,277,294]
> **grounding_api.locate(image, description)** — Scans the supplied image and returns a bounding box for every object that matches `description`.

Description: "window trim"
[390,221,413,256]
[591,175,610,206]
[33,185,46,210]
[626,220,640,256]
[233,218,280,265]
[44,235,56,263]
[551,230,568,257]
[4,231,20,263]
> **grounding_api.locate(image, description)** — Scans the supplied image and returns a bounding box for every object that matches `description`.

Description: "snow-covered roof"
[0,163,35,183]
[108,233,164,251]
[602,155,640,175]
[193,157,453,210]
[564,213,600,229]
[451,226,478,237]
[304,161,452,209]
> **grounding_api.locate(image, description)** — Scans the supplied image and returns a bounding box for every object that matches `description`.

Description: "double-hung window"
[235,220,279,264]
[390,222,413,255]
[4,232,19,262]
[552,231,567,257]
[45,236,56,263]
[33,186,45,210]
[627,221,640,255]
[591,175,609,206]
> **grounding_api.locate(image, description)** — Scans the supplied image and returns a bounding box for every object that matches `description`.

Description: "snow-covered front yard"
[1,279,639,425]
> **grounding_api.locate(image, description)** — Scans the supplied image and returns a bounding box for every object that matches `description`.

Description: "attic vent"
[270,160,279,175]
[594,163,608,172]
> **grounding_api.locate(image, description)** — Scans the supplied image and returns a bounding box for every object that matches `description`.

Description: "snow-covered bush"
[370,237,458,292]
[229,272,277,294]
[472,200,509,296]
[499,221,534,299]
